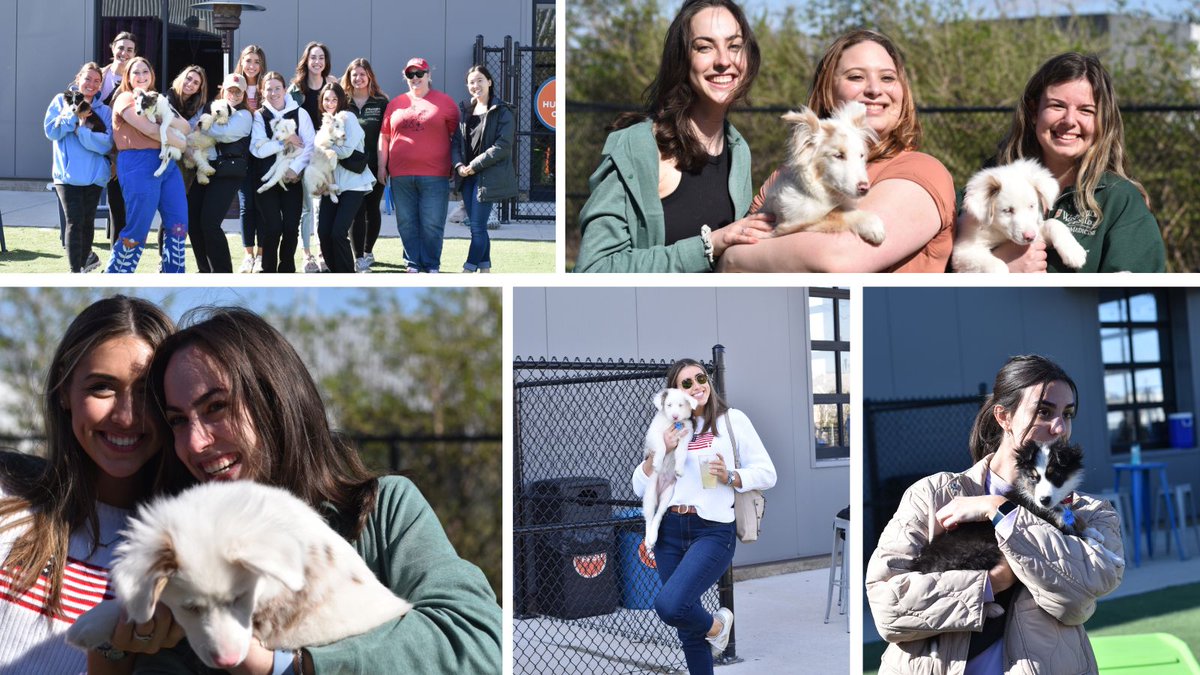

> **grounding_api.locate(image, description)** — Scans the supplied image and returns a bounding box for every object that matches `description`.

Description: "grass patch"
[0,227,555,274]
[862,582,1200,674]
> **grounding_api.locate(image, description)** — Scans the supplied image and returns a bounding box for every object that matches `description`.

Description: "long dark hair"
[611,0,760,173]
[0,295,174,617]
[666,358,729,436]
[293,41,331,89]
[317,81,348,114]
[968,355,1078,462]
[148,307,379,540]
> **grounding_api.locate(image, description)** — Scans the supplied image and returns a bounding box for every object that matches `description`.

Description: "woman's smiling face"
[674,364,710,413]
[833,40,902,137]
[687,6,744,114]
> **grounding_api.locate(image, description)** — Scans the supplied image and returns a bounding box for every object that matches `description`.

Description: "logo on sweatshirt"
[1053,207,1099,237]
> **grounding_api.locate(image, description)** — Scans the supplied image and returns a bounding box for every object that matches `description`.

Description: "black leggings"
[318,191,366,273]
[350,180,384,259]
[54,184,102,272]
[188,176,241,273]
[254,184,303,273]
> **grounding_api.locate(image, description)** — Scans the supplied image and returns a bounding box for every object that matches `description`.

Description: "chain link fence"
[513,349,735,674]
[473,36,556,223]
[863,394,987,549]
[566,103,1200,271]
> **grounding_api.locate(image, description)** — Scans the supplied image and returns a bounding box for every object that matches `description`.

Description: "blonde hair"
[808,30,921,163]
[997,52,1149,222]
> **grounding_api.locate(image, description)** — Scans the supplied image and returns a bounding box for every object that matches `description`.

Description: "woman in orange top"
[719,30,955,272]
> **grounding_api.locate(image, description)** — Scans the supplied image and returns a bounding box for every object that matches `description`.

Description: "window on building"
[1099,289,1175,451]
[811,288,850,462]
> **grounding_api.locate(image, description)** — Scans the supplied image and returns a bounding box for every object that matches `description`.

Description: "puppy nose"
[1040,497,1052,507]
[1022,230,1036,243]
[856,182,870,196]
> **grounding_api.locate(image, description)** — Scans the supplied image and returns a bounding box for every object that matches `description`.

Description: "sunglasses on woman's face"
[679,373,708,389]
[406,70,427,80]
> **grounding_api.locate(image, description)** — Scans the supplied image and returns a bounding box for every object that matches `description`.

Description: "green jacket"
[1047,172,1165,273]
[133,477,502,674]
[574,118,752,273]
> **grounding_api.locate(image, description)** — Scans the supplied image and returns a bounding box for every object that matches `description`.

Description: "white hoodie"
[250,96,314,176]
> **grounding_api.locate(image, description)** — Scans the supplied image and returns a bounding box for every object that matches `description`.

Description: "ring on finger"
[133,631,154,642]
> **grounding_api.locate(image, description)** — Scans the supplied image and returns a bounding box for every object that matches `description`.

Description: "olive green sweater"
[574,118,752,273]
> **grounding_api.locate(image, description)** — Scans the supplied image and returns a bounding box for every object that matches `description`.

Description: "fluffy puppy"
[952,158,1088,273]
[641,388,699,550]
[61,90,106,133]
[304,111,346,203]
[256,118,303,193]
[759,101,884,244]
[132,88,186,177]
[184,99,234,185]
[65,481,411,670]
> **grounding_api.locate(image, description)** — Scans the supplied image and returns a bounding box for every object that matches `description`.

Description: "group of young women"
[574,0,1166,273]
[45,35,517,274]
[0,296,503,673]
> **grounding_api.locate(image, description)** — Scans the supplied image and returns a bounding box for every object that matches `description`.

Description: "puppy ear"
[229,537,307,593]
[1032,165,1060,215]
[686,393,699,410]
[112,529,177,624]
[782,108,821,165]
[653,388,670,413]
[963,171,1003,223]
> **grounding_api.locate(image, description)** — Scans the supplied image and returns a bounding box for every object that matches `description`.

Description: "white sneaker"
[303,255,320,273]
[238,254,255,273]
[355,256,372,273]
[318,255,329,273]
[405,267,420,274]
[252,255,263,273]
[364,252,375,267]
[707,608,733,657]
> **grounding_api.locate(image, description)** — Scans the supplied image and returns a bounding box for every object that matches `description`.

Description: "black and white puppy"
[61,90,106,134]
[911,439,1086,574]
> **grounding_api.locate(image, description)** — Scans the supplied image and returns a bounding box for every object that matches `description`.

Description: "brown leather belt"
[670,505,697,515]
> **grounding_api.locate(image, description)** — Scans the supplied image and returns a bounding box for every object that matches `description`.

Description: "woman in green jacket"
[139,307,502,674]
[574,0,773,273]
[991,53,1165,273]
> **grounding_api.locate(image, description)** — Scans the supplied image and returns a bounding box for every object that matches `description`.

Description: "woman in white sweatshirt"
[631,358,776,675]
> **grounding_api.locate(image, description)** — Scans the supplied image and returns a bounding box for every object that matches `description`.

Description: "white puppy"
[184,99,234,185]
[257,117,302,193]
[760,101,885,244]
[952,158,1088,273]
[304,111,346,203]
[642,388,698,550]
[66,481,411,670]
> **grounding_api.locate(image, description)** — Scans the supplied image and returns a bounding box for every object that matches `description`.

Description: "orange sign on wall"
[535,77,556,131]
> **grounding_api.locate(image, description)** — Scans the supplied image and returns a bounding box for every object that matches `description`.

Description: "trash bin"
[1169,413,1194,448]
[614,507,661,609]
[533,528,619,619]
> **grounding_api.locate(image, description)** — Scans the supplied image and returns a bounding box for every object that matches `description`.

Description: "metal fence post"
[711,344,741,663]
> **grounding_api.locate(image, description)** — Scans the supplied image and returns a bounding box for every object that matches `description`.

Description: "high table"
[1112,462,1186,567]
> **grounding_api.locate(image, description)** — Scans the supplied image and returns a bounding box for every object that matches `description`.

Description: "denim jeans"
[390,175,449,272]
[461,176,492,271]
[653,512,736,675]
[238,175,258,249]
[108,149,187,273]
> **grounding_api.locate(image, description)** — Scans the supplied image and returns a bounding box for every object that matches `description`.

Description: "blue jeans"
[390,175,449,272]
[461,176,492,271]
[653,512,736,675]
[238,175,258,249]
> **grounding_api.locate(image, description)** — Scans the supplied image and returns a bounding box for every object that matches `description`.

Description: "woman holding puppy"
[188,73,254,273]
[314,82,375,273]
[719,29,955,272]
[866,355,1124,673]
[107,56,192,273]
[0,296,183,672]
[990,53,1164,273]
[574,0,776,273]
[631,359,776,674]
[250,70,315,273]
[235,44,268,272]
[45,62,113,273]
[137,306,502,673]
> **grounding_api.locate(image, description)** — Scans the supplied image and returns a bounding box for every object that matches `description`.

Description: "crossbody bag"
[727,415,766,543]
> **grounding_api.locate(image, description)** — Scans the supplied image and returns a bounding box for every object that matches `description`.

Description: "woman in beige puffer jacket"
[867,355,1125,675]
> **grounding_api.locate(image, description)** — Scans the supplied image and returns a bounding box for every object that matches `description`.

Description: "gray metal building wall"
[2,0,540,179]
[863,287,1200,494]
[514,287,851,567]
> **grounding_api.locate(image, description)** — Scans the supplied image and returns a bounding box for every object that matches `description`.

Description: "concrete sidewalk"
[514,567,849,674]
[0,180,555,242]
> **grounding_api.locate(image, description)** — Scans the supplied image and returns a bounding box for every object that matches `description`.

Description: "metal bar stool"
[1156,483,1199,558]
[824,508,850,632]
[1096,489,1133,553]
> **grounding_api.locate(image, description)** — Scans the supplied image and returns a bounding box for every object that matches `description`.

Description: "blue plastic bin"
[1170,413,1195,448]
[614,507,662,609]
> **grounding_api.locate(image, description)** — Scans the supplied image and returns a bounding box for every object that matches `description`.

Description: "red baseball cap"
[404,58,430,74]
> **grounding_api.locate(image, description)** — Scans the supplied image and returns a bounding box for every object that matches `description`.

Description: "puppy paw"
[675,467,685,478]
[1082,527,1105,543]
[983,602,1006,619]
[856,214,886,245]
[1056,241,1088,269]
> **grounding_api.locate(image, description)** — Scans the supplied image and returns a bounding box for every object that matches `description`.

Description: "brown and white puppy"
[641,388,699,550]
[760,101,885,244]
[184,99,235,185]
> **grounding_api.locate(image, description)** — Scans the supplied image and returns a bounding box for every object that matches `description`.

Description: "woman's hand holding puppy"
[108,604,185,655]
[643,424,692,476]
[993,239,1049,273]
[711,213,775,258]
[935,495,1008,530]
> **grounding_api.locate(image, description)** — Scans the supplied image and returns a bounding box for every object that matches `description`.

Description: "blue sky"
[742,0,1197,20]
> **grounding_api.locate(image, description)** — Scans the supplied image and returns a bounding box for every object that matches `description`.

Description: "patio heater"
[190,1,266,75]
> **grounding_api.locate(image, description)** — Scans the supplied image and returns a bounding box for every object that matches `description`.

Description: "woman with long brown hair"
[289,41,338,272]
[341,57,389,272]
[235,44,268,272]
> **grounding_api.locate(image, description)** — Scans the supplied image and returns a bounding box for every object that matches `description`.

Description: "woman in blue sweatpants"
[106,56,191,273]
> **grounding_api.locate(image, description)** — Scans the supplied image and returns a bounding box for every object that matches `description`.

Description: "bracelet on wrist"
[700,224,715,265]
